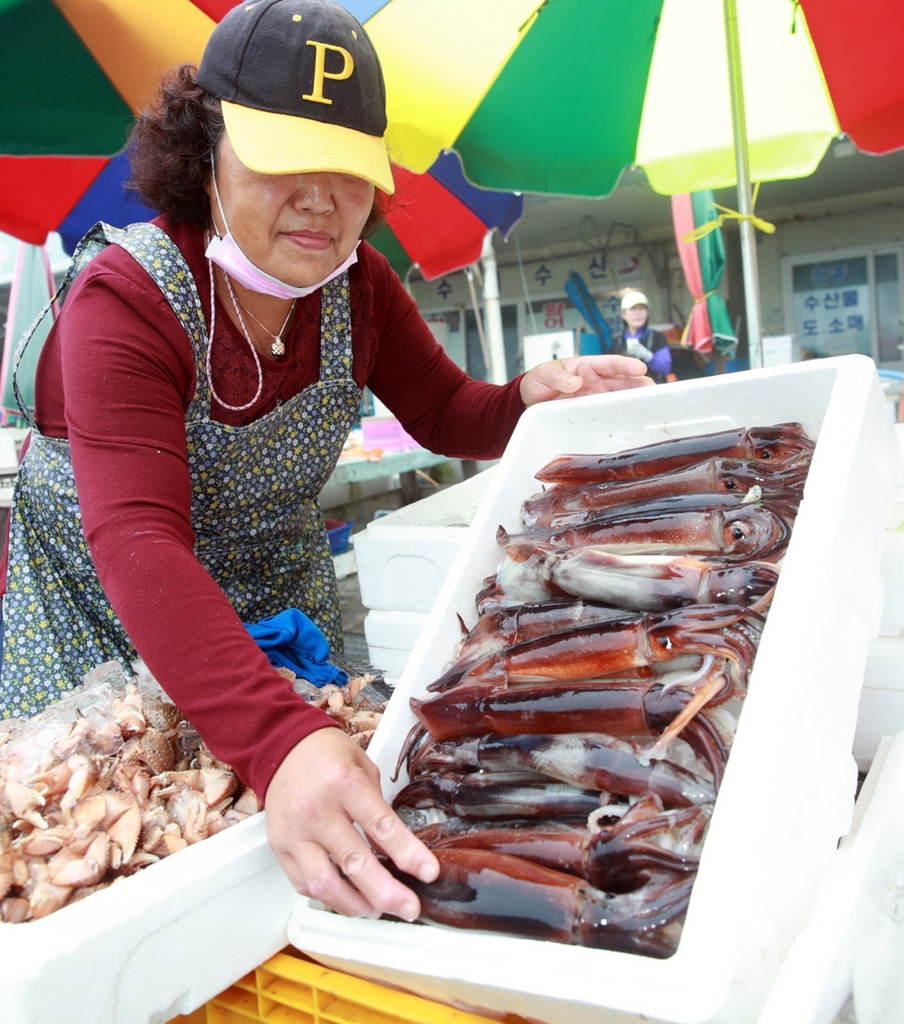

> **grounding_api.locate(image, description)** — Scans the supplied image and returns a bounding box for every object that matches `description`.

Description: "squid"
[409,731,715,807]
[393,770,605,820]
[498,500,794,564]
[427,600,629,694]
[414,793,711,893]
[534,422,815,484]
[521,455,812,530]
[387,846,694,957]
[493,546,780,613]
[520,488,802,537]
[454,604,757,689]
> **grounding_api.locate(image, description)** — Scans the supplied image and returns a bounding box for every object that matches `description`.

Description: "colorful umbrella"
[354,0,904,365]
[0,0,229,246]
[357,0,903,196]
[671,191,739,357]
[0,0,521,282]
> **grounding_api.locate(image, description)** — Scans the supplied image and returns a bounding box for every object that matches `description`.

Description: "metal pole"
[480,232,509,384]
[723,0,764,369]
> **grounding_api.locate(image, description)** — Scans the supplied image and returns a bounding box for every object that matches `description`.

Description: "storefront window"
[785,247,904,368]
[790,256,870,358]
[875,253,903,363]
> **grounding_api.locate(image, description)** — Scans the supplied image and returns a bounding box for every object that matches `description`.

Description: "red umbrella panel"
[798,0,904,155]
[377,151,524,280]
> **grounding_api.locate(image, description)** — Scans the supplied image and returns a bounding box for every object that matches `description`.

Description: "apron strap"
[12,223,121,425]
[13,221,209,426]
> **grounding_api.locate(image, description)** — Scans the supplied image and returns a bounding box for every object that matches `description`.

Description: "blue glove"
[246,608,348,688]
[647,345,673,377]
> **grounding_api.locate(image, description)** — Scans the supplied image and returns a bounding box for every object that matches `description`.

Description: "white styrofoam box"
[0,813,294,1024]
[879,532,904,634]
[756,732,904,1024]
[353,468,495,613]
[363,644,415,681]
[364,610,430,681]
[319,472,402,512]
[290,356,901,1024]
[878,424,904,634]
[363,609,430,652]
[761,334,801,366]
[855,635,904,772]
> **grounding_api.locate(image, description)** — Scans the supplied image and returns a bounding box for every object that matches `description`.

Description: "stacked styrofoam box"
[756,731,904,1024]
[856,423,904,771]
[290,356,900,1024]
[761,334,801,366]
[0,814,295,1024]
[354,469,495,684]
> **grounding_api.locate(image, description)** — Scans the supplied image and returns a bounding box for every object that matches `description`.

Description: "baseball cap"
[196,0,394,193]
[620,290,649,311]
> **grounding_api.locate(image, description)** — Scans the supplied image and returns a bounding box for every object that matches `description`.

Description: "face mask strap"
[209,152,231,240]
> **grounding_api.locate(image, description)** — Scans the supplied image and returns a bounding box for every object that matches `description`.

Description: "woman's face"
[623,303,649,332]
[207,133,375,287]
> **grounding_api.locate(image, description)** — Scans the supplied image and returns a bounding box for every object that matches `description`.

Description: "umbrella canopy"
[671,191,739,357]
[358,0,903,197]
[353,0,904,367]
[0,0,230,245]
[0,0,521,283]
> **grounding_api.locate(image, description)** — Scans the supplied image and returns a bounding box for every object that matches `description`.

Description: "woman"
[0,0,651,922]
[613,290,674,384]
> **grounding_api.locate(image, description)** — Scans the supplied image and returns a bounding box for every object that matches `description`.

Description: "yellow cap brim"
[221,100,395,194]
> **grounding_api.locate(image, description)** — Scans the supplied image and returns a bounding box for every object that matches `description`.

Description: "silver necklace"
[223,273,296,357]
[207,262,264,412]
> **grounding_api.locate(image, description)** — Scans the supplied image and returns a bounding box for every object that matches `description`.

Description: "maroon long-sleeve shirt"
[2,216,525,799]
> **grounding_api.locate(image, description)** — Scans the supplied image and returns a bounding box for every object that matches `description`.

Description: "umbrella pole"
[481,233,509,384]
[723,0,764,370]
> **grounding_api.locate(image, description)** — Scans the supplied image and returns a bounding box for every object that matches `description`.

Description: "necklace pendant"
[270,337,286,357]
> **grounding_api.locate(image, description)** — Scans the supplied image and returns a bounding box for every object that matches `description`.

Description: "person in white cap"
[0,0,652,924]
[614,290,673,383]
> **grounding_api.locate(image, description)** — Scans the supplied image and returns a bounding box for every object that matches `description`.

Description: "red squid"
[498,500,794,564]
[428,600,629,694]
[454,604,757,689]
[393,769,606,820]
[534,423,814,484]
[386,847,694,957]
[521,455,811,529]
[414,793,710,893]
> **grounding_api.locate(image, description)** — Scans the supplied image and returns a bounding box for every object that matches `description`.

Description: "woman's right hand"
[264,726,439,920]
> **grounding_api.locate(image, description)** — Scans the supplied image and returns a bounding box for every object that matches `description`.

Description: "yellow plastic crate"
[168,950,527,1024]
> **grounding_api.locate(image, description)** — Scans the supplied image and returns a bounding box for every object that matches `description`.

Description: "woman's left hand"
[520,354,654,407]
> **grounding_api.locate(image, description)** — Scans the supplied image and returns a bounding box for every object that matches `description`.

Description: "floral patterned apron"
[0,222,361,719]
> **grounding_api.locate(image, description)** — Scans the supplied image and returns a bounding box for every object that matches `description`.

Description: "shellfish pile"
[390,424,814,956]
[0,660,385,923]
[0,661,262,923]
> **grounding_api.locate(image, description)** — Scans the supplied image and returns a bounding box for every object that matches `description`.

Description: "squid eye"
[657,636,673,651]
[731,526,745,539]
[760,451,773,460]
[724,479,737,490]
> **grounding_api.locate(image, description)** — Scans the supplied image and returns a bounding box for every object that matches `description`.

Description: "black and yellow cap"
[197,0,394,193]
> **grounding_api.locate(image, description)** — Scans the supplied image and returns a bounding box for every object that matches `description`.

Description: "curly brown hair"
[127,64,386,236]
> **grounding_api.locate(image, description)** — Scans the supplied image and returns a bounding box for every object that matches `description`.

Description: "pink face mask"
[205,162,359,299]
